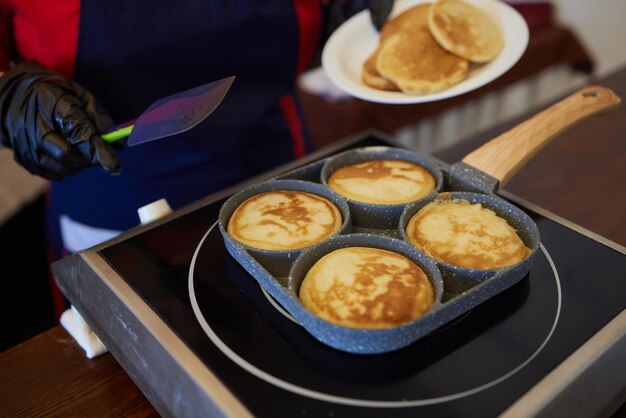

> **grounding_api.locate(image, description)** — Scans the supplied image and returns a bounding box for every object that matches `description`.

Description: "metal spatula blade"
[102,75,235,146]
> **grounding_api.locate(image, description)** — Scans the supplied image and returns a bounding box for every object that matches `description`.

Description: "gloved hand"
[366,0,395,30]
[0,61,120,180]
[326,0,394,36]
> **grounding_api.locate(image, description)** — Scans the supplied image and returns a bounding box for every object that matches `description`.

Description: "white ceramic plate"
[321,0,529,104]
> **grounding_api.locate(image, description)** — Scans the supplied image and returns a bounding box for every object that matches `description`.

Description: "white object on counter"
[60,306,108,359]
[137,198,173,225]
[60,198,174,359]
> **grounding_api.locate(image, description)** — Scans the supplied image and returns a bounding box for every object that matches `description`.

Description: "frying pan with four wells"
[224,85,621,354]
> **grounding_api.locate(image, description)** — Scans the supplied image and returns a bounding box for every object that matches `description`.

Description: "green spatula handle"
[102,125,134,143]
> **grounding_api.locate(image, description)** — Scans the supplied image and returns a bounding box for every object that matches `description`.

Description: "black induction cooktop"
[53,134,626,418]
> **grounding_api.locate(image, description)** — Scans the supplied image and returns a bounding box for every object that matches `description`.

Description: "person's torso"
[8,0,322,232]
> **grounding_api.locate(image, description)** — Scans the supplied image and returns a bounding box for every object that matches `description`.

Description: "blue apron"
[47,1,316,256]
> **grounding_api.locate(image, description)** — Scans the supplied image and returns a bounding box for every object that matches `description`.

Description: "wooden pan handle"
[461,85,621,187]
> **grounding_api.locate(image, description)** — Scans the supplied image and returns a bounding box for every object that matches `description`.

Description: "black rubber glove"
[327,0,394,36]
[366,0,395,30]
[0,60,120,180]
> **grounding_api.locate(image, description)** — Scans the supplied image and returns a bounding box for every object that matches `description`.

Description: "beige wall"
[553,0,626,77]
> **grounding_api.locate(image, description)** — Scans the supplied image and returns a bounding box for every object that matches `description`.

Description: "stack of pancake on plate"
[362,0,504,94]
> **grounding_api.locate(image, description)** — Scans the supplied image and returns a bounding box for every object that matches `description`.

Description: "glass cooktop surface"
[99,136,626,417]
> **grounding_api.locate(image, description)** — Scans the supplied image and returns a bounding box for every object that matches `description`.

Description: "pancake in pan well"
[227,190,342,251]
[299,247,435,329]
[428,0,503,63]
[327,159,437,205]
[405,198,531,269]
[375,3,469,94]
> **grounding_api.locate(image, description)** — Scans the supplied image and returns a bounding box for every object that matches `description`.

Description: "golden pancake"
[299,247,435,329]
[428,0,503,63]
[405,199,531,269]
[362,47,399,91]
[380,3,432,38]
[376,4,469,94]
[327,159,436,205]
[227,190,342,251]
[361,4,431,91]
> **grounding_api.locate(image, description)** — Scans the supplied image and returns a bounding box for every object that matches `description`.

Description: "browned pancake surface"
[328,159,436,205]
[227,190,342,251]
[362,47,399,91]
[376,6,469,94]
[299,247,435,329]
[428,0,503,63]
[381,3,432,38]
[361,4,431,91]
[405,199,531,269]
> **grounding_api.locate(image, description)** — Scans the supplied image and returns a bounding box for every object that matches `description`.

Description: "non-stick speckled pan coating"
[218,86,620,354]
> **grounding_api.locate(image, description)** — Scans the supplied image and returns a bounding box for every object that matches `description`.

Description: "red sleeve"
[294,0,323,74]
[0,0,79,77]
[0,0,15,71]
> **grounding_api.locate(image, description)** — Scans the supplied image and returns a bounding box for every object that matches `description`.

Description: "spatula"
[101,75,235,146]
